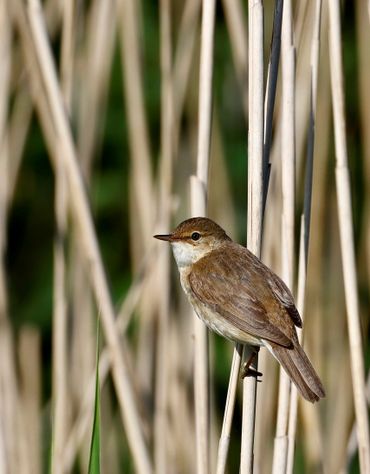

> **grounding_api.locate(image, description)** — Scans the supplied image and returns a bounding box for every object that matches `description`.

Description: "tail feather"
[271,341,325,403]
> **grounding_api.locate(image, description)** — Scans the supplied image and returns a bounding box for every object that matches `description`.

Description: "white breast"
[171,242,194,268]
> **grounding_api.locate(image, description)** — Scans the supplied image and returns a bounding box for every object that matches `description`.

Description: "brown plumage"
[154,217,325,402]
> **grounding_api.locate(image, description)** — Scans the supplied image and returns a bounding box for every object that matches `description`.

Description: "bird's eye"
[191,232,201,241]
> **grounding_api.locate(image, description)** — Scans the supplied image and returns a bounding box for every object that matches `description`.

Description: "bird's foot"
[240,348,262,380]
[241,365,263,379]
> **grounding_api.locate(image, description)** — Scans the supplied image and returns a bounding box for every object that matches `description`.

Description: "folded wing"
[189,244,298,348]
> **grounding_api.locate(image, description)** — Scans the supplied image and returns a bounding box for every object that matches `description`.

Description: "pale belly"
[179,272,263,347]
[192,298,263,346]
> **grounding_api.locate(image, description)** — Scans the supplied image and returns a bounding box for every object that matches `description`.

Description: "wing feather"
[189,246,295,348]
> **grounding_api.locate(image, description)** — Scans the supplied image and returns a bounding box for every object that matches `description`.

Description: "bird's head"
[154,217,231,268]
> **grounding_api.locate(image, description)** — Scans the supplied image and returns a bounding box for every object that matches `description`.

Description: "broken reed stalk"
[286,2,322,472]
[190,1,216,472]
[240,1,264,473]
[21,1,152,472]
[327,0,370,472]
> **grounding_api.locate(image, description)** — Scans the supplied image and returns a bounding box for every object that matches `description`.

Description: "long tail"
[270,340,325,403]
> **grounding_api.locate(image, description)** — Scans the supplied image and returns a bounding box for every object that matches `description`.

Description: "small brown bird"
[154,217,325,402]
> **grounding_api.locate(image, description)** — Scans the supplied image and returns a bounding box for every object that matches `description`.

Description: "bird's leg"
[241,347,263,379]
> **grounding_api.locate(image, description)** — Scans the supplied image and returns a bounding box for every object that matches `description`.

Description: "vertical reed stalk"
[240,2,264,473]
[18,327,41,474]
[62,258,153,471]
[0,3,28,471]
[217,4,281,471]
[191,1,216,472]
[20,1,152,471]
[286,2,322,471]
[328,0,370,472]
[263,0,283,210]
[221,0,249,119]
[272,0,295,471]
[51,1,74,470]
[154,0,173,471]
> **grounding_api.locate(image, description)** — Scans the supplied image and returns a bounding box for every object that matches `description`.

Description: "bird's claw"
[241,365,263,379]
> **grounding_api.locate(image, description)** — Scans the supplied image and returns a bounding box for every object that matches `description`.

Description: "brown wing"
[189,244,295,348]
[266,272,302,327]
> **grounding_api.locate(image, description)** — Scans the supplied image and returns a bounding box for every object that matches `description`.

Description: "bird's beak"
[153,233,173,242]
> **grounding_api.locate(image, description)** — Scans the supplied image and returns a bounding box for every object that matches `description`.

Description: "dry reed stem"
[286,3,322,471]
[51,0,74,469]
[154,0,173,470]
[216,344,243,474]
[328,0,370,472]
[343,371,370,471]
[356,0,370,325]
[6,88,32,203]
[18,327,41,474]
[272,0,295,471]
[118,0,154,247]
[173,0,201,134]
[221,0,248,119]
[191,176,210,474]
[240,2,264,473]
[119,0,155,414]
[0,3,27,471]
[286,218,306,474]
[19,1,152,471]
[263,0,283,210]
[52,176,69,474]
[62,254,154,471]
[217,3,282,470]
[190,1,216,472]
[78,0,116,172]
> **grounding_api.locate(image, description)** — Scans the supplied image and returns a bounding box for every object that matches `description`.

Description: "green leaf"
[88,326,101,474]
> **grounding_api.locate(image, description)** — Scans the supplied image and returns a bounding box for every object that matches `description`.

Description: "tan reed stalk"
[216,343,243,474]
[62,253,154,471]
[72,1,116,466]
[285,3,322,472]
[217,4,282,471]
[6,88,32,203]
[16,1,152,471]
[272,0,295,471]
[118,0,156,412]
[52,162,69,474]
[18,327,41,474]
[77,0,116,171]
[51,1,74,470]
[153,0,174,471]
[221,0,248,120]
[190,1,216,472]
[298,8,330,467]
[286,219,307,473]
[239,2,264,474]
[327,0,370,472]
[342,372,370,471]
[263,0,283,207]
[173,0,201,132]
[118,0,154,245]
[0,4,28,471]
[356,0,370,322]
